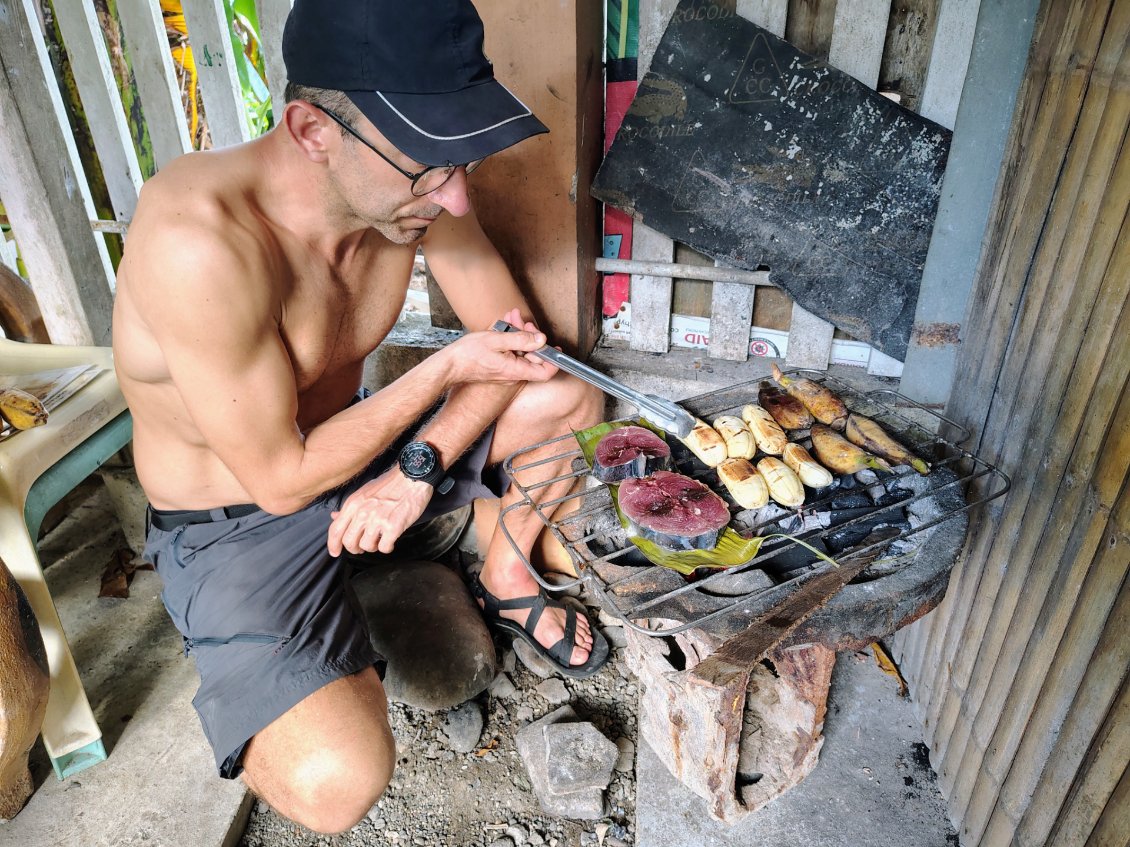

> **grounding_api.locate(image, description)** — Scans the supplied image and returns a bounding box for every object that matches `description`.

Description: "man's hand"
[327,467,434,556]
[443,308,558,386]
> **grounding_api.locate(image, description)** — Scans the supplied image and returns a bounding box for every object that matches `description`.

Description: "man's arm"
[128,222,552,515]
[411,205,542,467]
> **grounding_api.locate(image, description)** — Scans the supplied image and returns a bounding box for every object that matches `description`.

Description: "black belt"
[148,503,261,532]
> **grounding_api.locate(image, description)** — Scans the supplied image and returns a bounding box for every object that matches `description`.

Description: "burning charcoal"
[825,516,911,554]
[777,511,830,535]
[830,491,873,510]
[854,469,880,486]
[874,485,915,507]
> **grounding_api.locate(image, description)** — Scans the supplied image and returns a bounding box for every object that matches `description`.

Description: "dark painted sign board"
[591,0,952,360]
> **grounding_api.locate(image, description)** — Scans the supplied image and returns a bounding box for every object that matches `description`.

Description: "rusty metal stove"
[499,371,1010,823]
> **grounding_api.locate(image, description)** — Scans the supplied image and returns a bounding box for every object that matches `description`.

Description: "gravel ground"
[239,623,638,847]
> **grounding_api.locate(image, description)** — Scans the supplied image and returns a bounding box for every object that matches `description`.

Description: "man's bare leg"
[241,666,395,834]
[476,373,604,666]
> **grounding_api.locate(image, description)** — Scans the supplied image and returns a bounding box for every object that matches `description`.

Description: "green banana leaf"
[574,420,839,576]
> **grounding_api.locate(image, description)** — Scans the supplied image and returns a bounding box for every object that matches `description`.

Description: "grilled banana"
[0,388,48,430]
[782,442,834,489]
[845,413,930,475]
[770,364,848,430]
[756,457,805,508]
[681,418,728,467]
[758,381,814,430]
[810,423,892,474]
[740,404,788,455]
[712,415,756,459]
[717,458,769,509]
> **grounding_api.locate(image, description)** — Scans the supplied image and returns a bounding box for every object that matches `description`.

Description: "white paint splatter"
[703,73,711,82]
[763,120,773,131]
[785,136,802,160]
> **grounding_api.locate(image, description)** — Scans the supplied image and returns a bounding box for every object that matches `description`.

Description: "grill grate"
[498,370,1011,636]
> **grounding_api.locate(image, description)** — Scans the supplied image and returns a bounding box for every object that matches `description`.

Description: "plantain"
[770,363,848,430]
[810,423,892,474]
[758,381,814,430]
[0,388,48,430]
[782,442,834,489]
[717,458,769,509]
[712,415,756,459]
[740,404,788,455]
[681,418,728,467]
[756,457,805,508]
[845,413,930,475]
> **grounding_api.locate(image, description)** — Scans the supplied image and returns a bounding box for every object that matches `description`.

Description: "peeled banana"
[717,458,769,509]
[758,382,814,430]
[741,404,788,455]
[770,364,848,430]
[810,423,892,474]
[681,418,728,467]
[0,388,48,431]
[845,413,930,475]
[782,442,834,489]
[712,415,756,459]
[756,457,805,508]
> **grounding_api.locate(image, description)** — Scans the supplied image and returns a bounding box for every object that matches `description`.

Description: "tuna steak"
[592,426,672,483]
[618,470,730,551]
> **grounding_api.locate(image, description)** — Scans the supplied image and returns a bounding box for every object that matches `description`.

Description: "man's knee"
[249,727,396,834]
[526,371,603,420]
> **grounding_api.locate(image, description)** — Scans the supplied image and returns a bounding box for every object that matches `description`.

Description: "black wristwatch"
[398,440,455,494]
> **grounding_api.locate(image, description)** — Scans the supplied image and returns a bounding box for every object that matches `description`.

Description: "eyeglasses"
[315,105,484,197]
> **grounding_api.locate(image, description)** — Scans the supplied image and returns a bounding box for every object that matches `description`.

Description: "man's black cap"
[282,0,548,166]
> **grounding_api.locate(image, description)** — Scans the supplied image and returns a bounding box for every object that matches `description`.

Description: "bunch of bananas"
[0,388,48,431]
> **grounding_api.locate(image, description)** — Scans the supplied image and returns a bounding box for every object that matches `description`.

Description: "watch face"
[400,442,437,479]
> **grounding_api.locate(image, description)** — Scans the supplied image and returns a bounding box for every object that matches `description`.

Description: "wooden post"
[254,0,292,127]
[181,0,251,147]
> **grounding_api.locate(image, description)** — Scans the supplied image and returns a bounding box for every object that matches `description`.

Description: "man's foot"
[472,563,608,678]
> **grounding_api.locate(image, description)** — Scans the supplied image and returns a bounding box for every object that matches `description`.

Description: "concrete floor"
[1,349,956,846]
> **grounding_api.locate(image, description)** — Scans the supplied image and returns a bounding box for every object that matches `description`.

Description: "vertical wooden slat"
[51,0,143,220]
[919,0,981,129]
[0,0,115,345]
[0,232,20,274]
[255,0,292,127]
[116,0,192,169]
[630,0,680,354]
[630,223,675,353]
[707,279,755,361]
[737,0,786,37]
[181,0,251,147]
[707,0,788,362]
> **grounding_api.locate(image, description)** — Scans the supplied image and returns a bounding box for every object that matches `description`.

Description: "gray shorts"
[143,425,507,779]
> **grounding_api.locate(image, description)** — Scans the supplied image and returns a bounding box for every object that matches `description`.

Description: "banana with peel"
[770,364,848,430]
[810,423,892,474]
[845,413,930,475]
[0,388,48,431]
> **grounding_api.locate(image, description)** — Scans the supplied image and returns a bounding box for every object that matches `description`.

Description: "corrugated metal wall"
[893,1,1130,844]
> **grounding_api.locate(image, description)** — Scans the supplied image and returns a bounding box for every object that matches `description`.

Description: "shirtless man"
[111,0,605,833]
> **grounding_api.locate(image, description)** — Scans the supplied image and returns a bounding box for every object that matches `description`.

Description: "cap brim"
[347,81,548,166]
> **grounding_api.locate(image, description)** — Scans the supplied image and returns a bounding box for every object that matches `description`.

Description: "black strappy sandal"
[470,574,610,679]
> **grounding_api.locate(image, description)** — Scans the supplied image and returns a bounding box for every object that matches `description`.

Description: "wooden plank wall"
[891,1,1130,843]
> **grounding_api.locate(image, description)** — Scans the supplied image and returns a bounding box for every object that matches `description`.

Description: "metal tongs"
[491,320,696,438]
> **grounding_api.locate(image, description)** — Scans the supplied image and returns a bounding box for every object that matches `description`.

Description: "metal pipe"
[595,257,771,286]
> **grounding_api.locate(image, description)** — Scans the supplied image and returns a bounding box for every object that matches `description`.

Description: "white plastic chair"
[0,339,131,778]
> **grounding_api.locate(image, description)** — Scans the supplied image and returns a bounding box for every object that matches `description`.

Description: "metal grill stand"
[499,372,1010,824]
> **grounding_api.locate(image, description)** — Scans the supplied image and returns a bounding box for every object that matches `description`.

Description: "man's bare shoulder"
[119,150,278,317]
